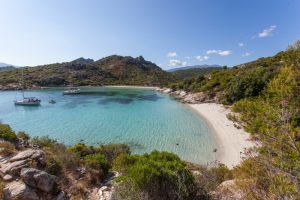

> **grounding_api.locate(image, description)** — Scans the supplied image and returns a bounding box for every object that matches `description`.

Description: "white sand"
[189,103,255,169]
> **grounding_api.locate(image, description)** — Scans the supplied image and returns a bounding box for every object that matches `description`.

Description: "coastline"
[0,85,159,91]
[103,85,159,89]
[188,103,255,169]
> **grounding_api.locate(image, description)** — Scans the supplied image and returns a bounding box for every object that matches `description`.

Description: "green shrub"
[192,164,233,199]
[17,131,30,141]
[0,124,17,142]
[45,143,80,171]
[113,151,196,200]
[84,153,109,175]
[68,143,93,157]
[31,136,58,148]
[45,156,62,176]
[0,141,16,156]
[98,143,130,162]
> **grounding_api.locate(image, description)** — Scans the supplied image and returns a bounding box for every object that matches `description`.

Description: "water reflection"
[98,98,133,105]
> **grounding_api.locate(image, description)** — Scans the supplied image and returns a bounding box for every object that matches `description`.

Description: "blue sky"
[0,0,299,69]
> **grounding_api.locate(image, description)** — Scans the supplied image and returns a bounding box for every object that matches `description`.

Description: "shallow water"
[0,87,217,164]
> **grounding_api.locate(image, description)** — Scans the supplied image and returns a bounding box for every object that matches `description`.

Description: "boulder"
[179,90,187,97]
[4,181,39,200]
[3,174,14,181]
[163,88,173,93]
[10,149,44,162]
[21,168,58,193]
[1,159,28,174]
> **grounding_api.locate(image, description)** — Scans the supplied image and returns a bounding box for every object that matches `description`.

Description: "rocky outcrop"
[157,88,215,104]
[0,159,28,175]
[21,168,58,193]
[0,149,44,177]
[0,149,64,200]
[10,149,44,162]
[4,181,39,200]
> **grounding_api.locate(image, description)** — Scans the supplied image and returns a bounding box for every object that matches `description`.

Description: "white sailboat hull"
[14,98,41,106]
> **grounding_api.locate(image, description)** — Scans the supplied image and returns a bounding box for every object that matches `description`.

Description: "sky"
[0,0,299,69]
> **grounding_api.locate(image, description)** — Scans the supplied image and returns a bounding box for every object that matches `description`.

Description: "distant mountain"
[0,62,12,67]
[0,56,174,87]
[167,64,221,72]
[0,62,15,71]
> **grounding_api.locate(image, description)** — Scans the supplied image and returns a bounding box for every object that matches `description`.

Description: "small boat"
[49,99,56,104]
[14,97,41,106]
[63,88,81,95]
[14,69,41,106]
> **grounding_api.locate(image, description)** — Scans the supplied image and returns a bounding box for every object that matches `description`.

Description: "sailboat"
[14,68,41,106]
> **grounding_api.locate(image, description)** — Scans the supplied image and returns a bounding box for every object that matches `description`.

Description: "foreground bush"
[0,141,16,156]
[113,151,197,200]
[31,135,58,148]
[0,124,17,142]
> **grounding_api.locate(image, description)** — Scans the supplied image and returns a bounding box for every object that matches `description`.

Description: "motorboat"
[63,88,81,95]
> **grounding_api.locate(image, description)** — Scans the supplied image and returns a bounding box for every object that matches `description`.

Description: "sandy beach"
[189,103,255,169]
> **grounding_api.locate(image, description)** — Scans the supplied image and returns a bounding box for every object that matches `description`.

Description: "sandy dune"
[189,103,255,169]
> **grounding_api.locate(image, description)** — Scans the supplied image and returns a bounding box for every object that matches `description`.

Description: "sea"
[0,87,217,164]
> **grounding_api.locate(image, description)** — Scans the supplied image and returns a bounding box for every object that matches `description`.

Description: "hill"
[0,66,15,71]
[0,62,11,67]
[171,66,222,79]
[0,56,174,87]
[168,48,300,104]
[167,64,221,72]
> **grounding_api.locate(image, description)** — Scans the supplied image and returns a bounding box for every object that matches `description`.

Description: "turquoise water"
[0,87,217,164]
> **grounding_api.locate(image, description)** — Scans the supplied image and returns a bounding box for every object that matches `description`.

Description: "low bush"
[192,164,233,199]
[0,141,16,156]
[67,143,94,157]
[98,143,130,162]
[31,136,58,148]
[0,124,17,142]
[84,153,109,177]
[17,131,30,141]
[45,156,62,176]
[113,151,197,200]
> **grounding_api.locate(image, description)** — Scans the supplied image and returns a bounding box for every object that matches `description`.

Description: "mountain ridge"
[0,55,174,87]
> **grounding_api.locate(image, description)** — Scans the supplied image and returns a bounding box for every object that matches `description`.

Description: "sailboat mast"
[22,68,24,99]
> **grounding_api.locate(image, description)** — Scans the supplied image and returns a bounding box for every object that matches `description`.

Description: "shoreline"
[188,103,255,169]
[103,85,158,89]
[0,85,159,91]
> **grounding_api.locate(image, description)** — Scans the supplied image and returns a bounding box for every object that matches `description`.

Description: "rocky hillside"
[0,56,174,88]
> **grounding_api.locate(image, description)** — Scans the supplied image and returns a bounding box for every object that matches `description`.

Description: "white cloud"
[206,50,232,56]
[185,56,191,59]
[218,51,231,56]
[167,52,177,57]
[238,43,244,47]
[242,52,251,57]
[258,25,276,38]
[206,50,219,54]
[168,59,187,67]
[196,55,209,61]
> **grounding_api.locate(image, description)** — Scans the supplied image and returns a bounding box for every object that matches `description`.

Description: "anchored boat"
[63,88,81,95]
[14,69,41,106]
